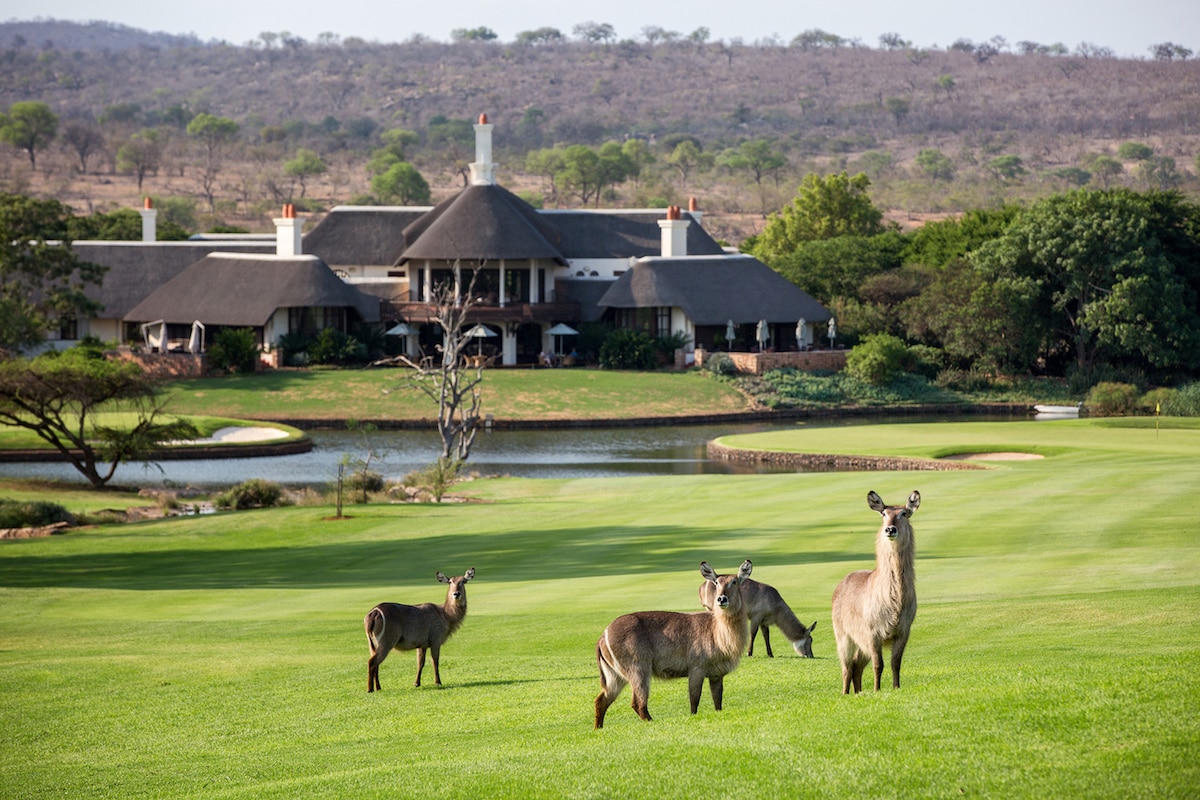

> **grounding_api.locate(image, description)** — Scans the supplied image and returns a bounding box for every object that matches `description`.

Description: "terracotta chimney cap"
[143,197,153,209]
[479,113,489,124]
[282,204,295,218]
[688,197,698,211]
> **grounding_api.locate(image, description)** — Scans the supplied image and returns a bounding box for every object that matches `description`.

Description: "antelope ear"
[737,559,753,582]
[464,567,475,581]
[906,491,921,515]
[868,491,886,514]
[699,561,717,582]
[809,621,818,631]
[436,571,450,584]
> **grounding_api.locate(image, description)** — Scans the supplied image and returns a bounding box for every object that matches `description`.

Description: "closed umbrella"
[187,320,205,354]
[756,319,769,349]
[725,320,736,350]
[795,318,807,349]
[827,317,837,348]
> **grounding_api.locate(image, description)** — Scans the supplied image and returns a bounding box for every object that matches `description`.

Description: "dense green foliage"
[0,498,73,528]
[844,333,910,385]
[598,329,657,370]
[214,478,287,510]
[206,327,259,374]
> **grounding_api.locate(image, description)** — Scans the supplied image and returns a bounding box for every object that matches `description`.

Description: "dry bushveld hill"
[1,20,1198,240]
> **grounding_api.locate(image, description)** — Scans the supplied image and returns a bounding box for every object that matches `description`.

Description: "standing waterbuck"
[700,577,817,658]
[364,568,475,693]
[594,560,752,729]
[832,491,920,693]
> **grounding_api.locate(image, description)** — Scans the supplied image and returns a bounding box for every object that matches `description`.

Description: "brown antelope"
[832,490,920,694]
[364,568,474,693]
[594,560,752,729]
[700,577,817,658]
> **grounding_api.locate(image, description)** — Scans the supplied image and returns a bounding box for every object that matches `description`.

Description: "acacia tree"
[0,347,198,488]
[116,129,163,192]
[0,102,58,170]
[186,113,239,214]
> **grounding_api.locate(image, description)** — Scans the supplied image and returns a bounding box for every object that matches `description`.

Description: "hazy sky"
[8,0,1198,58]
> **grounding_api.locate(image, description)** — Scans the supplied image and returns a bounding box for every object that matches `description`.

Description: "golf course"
[1,416,1198,798]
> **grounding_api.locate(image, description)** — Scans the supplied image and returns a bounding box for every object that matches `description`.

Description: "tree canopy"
[0,101,58,169]
[750,171,886,266]
[0,194,105,356]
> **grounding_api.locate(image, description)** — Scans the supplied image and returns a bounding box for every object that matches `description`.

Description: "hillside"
[1,20,1198,240]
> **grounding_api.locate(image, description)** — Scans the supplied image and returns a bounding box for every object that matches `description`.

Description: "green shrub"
[598,329,657,370]
[215,479,287,510]
[935,368,992,392]
[0,499,75,529]
[701,352,737,376]
[845,333,909,385]
[308,327,365,365]
[346,470,385,498]
[653,330,691,356]
[1159,382,1200,416]
[208,327,259,374]
[1140,387,1176,415]
[1084,382,1140,417]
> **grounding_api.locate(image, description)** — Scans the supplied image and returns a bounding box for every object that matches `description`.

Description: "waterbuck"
[594,560,752,729]
[364,568,475,693]
[832,490,920,694]
[699,577,817,658]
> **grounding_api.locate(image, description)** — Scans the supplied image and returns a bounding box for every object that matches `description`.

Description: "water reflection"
[0,414,1023,488]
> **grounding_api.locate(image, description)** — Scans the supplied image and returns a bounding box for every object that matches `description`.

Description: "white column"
[138,200,157,242]
[274,204,303,256]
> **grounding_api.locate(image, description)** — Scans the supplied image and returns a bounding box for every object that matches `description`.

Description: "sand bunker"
[185,426,290,445]
[941,452,1043,461]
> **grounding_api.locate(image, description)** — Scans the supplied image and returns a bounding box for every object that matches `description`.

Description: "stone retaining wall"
[694,348,847,375]
[706,441,986,471]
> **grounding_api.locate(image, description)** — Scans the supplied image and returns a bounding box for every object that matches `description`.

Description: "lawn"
[1,420,1197,798]
[161,368,753,423]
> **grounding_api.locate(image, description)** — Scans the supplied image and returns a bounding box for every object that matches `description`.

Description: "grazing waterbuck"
[700,577,817,658]
[364,568,475,693]
[594,560,752,729]
[832,490,920,694]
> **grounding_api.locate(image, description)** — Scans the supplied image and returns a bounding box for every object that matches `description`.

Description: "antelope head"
[437,568,475,602]
[699,560,753,610]
[868,491,920,542]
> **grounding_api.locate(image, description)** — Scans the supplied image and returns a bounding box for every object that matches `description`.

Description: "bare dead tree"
[385,266,486,476]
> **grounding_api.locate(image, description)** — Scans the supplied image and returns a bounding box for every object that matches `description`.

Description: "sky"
[5,0,1198,58]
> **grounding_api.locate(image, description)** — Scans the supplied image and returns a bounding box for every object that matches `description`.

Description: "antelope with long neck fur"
[831,491,920,693]
[595,560,752,728]
[364,568,474,693]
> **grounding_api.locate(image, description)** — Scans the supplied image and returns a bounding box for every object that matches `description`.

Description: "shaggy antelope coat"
[831,491,920,693]
[594,560,752,728]
[364,568,474,693]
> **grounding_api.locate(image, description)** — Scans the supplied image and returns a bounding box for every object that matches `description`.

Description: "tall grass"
[1,419,1197,798]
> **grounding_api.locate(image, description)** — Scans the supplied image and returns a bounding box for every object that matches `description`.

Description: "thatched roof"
[73,241,274,318]
[124,253,379,326]
[545,210,725,259]
[398,184,566,264]
[302,205,431,267]
[597,255,830,326]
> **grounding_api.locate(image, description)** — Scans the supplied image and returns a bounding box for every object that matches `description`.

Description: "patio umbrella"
[795,318,807,349]
[725,320,736,349]
[546,322,579,354]
[141,319,165,352]
[463,324,496,355]
[827,316,837,348]
[385,322,414,336]
[756,319,769,348]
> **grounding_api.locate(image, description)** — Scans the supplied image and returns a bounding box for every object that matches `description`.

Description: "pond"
[0,414,1030,489]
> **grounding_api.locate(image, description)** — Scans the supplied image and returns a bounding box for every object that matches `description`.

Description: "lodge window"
[289,306,346,334]
[57,316,78,340]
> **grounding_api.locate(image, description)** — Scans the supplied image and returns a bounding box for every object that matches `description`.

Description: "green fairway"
[160,368,752,423]
[1,419,1198,798]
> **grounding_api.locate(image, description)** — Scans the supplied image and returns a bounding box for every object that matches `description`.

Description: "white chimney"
[138,197,157,242]
[274,204,302,256]
[658,205,690,257]
[469,112,496,186]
